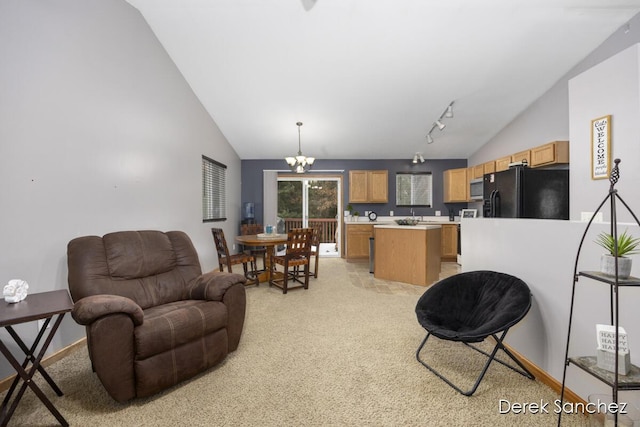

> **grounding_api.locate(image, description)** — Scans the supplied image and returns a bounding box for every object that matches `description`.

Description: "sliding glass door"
[277,176,341,257]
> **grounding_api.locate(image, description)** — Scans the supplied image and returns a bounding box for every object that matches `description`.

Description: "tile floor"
[345,260,461,295]
[233,254,460,296]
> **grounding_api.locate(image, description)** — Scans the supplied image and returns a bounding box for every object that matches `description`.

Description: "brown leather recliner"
[67,230,247,402]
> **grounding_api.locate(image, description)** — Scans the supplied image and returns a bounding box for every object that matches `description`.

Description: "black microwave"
[469,178,483,201]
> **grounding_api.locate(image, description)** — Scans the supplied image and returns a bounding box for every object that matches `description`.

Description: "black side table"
[0,289,73,427]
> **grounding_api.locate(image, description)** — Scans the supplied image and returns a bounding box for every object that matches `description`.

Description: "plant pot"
[600,254,632,279]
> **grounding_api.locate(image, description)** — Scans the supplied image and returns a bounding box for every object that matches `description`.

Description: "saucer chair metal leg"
[415,329,534,396]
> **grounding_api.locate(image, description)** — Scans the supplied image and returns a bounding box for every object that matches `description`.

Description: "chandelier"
[285,122,315,173]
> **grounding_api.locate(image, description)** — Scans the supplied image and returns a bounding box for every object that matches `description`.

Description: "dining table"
[235,233,289,283]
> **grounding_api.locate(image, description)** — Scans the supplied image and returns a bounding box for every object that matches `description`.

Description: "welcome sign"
[591,115,611,179]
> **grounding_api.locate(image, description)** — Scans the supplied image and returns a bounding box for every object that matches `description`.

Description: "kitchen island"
[373,224,442,286]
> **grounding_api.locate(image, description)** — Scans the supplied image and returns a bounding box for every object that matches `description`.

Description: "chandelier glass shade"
[285,122,315,173]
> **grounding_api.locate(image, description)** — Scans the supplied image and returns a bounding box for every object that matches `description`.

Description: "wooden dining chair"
[309,227,320,278]
[295,227,320,279]
[211,228,259,286]
[269,228,314,294]
[240,223,267,271]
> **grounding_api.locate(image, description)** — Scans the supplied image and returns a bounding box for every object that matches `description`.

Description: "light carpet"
[2,258,590,426]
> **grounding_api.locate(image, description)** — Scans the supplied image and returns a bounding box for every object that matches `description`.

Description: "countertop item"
[394,218,419,226]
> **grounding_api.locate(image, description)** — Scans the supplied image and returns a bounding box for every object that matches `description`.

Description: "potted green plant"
[595,229,640,279]
[346,204,354,222]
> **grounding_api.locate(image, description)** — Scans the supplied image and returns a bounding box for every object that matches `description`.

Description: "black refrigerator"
[483,166,569,219]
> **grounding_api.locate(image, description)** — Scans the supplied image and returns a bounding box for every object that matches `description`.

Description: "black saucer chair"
[415,270,535,396]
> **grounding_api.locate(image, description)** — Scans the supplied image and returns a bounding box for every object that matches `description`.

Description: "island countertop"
[373,224,442,230]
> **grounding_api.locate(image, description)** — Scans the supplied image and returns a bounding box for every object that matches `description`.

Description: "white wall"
[0,0,242,376]
[462,44,640,403]
[569,44,640,223]
[461,218,640,402]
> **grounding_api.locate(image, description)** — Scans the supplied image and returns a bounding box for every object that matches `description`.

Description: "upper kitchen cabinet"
[511,149,531,165]
[483,161,496,174]
[469,161,495,180]
[471,164,484,180]
[530,141,569,167]
[349,170,388,203]
[443,168,468,203]
[495,156,511,172]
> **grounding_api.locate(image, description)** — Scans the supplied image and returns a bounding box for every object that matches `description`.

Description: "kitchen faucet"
[410,208,423,221]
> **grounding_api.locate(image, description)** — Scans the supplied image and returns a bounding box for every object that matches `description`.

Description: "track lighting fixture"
[424,101,455,145]
[412,153,425,164]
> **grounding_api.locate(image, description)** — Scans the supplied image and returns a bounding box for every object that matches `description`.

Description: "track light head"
[426,134,434,144]
[445,105,453,118]
[435,120,446,131]
[413,154,419,164]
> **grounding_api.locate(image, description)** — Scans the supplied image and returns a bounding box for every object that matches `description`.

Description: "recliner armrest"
[188,270,247,301]
[72,294,144,326]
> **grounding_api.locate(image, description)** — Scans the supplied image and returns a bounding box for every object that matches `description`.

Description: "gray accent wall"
[241,159,468,225]
[0,0,242,375]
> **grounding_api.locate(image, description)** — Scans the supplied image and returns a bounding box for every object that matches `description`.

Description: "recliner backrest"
[68,230,203,309]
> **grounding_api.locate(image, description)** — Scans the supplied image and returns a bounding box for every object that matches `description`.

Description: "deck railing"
[282,218,337,243]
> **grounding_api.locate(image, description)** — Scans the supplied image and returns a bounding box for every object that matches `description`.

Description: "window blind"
[396,172,432,207]
[202,155,227,222]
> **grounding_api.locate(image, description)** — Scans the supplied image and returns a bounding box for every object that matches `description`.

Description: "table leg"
[0,314,69,427]
[252,246,276,283]
[267,245,284,280]
[6,320,63,395]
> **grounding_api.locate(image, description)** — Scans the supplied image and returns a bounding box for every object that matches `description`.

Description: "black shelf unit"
[558,160,640,426]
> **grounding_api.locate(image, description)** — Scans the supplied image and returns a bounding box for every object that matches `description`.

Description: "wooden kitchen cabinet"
[495,156,511,172]
[511,149,531,165]
[443,168,468,202]
[369,170,388,202]
[349,170,388,203]
[349,171,368,203]
[469,162,494,181]
[472,164,484,180]
[346,224,374,260]
[483,161,495,174]
[530,140,569,167]
[441,224,458,262]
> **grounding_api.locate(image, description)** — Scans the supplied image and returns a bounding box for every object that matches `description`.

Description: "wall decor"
[591,115,611,180]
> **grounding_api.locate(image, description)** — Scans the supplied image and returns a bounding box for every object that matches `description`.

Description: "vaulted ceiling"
[126,0,640,160]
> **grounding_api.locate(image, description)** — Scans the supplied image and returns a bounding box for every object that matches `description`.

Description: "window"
[396,172,432,207]
[202,155,227,222]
